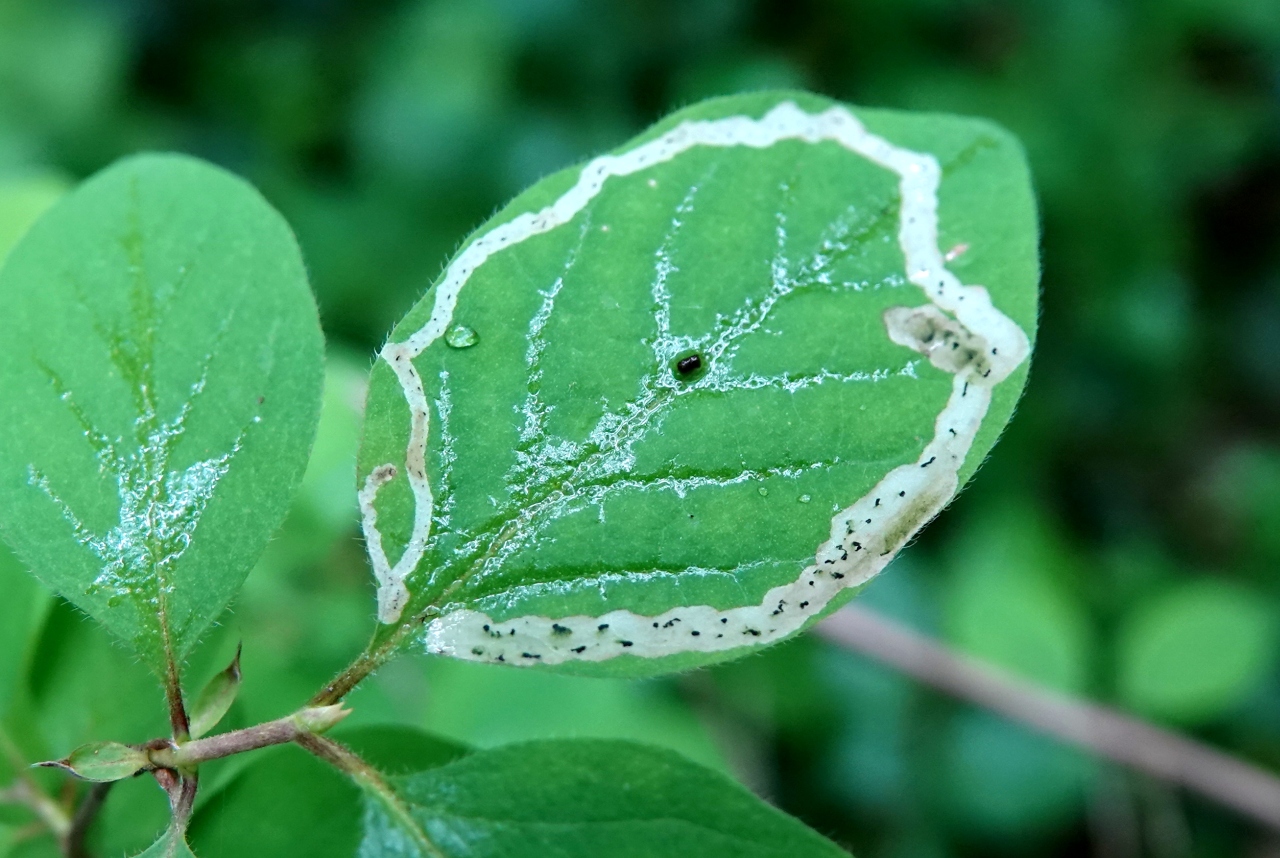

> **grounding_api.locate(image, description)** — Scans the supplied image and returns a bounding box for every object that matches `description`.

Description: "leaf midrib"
[397,133,993,624]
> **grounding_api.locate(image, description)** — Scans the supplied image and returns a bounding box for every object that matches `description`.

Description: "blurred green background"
[2,0,1280,856]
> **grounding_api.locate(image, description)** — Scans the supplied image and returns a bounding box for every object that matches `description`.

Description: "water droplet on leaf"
[798,494,812,504]
[757,487,769,497]
[445,325,479,349]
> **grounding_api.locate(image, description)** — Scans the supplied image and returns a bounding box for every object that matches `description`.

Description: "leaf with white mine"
[0,154,324,678]
[358,90,1039,675]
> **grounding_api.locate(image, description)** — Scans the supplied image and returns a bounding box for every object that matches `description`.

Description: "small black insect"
[675,352,703,377]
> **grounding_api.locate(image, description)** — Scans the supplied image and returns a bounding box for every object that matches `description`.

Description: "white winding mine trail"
[362,100,1031,664]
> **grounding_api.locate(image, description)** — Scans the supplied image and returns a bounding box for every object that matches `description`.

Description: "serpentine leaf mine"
[357,92,1037,674]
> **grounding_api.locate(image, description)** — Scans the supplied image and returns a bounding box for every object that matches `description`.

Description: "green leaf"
[0,172,66,264]
[357,90,1038,674]
[26,599,166,757]
[0,179,66,717]
[0,545,49,716]
[192,733,842,858]
[338,725,471,776]
[942,711,1093,835]
[0,154,325,676]
[187,727,468,858]
[132,827,196,858]
[1116,580,1278,724]
[943,500,1093,692]
[413,656,726,771]
[36,740,149,782]
[187,646,242,740]
[361,739,847,858]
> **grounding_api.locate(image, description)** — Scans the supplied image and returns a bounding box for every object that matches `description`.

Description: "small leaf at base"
[188,646,242,739]
[291,704,352,735]
[37,741,150,783]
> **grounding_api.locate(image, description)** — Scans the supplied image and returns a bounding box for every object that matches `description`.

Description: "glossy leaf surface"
[0,154,325,676]
[358,90,1038,674]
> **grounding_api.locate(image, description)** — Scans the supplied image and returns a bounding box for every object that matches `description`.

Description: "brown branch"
[0,778,71,844]
[816,604,1280,832]
[65,782,112,858]
[172,772,198,830]
[147,705,350,770]
[0,725,71,844]
[164,657,190,743]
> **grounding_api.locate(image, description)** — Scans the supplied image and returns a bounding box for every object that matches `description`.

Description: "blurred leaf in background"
[1117,580,1278,725]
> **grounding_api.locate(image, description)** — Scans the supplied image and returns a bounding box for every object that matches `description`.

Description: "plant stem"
[64,782,112,858]
[817,604,1280,833]
[0,724,71,842]
[164,658,190,743]
[0,778,71,843]
[172,772,198,830]
[147,705,350,770]
[309,624,414,706]
[295,733,444,858]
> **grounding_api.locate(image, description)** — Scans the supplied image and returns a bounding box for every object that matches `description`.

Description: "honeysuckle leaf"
[0,172,67,264]
[358,739,846,858]
[0,154,325,679]
[188,732,841,858]
[0,173,60,717]
[358,90,1038,675]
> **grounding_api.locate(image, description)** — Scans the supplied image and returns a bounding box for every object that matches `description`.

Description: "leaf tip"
[293,704,352,736]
